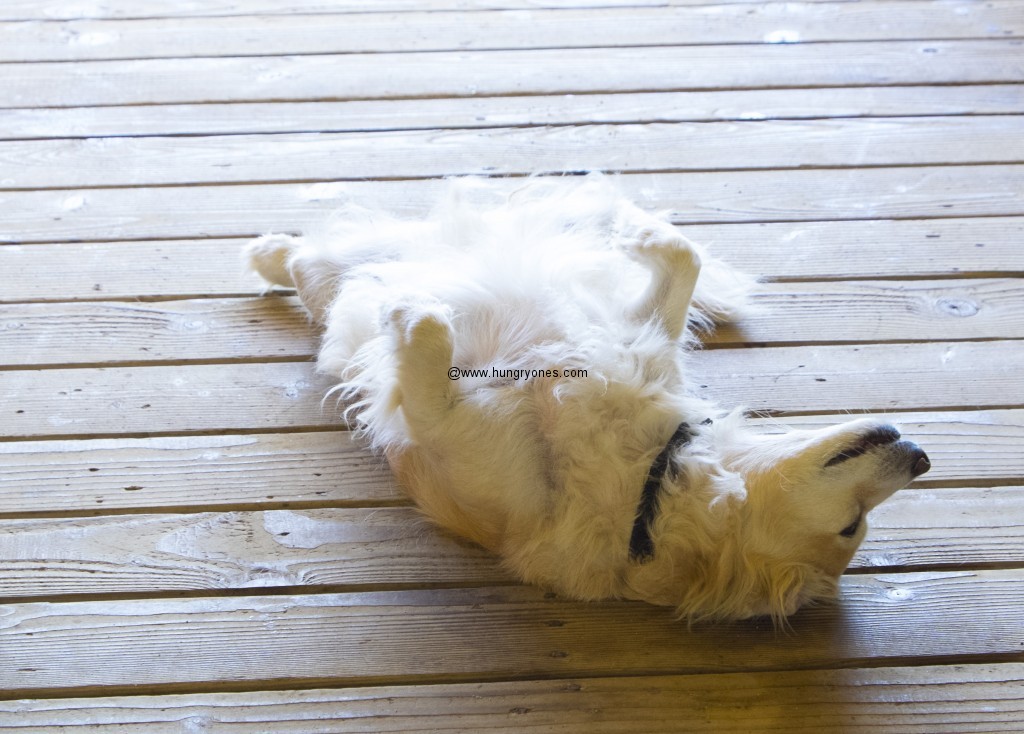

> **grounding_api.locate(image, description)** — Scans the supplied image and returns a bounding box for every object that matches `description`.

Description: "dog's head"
[723,418,929,621]
[635,417,929,624]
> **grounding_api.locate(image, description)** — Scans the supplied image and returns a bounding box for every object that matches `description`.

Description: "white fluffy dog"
[246,175,930,624]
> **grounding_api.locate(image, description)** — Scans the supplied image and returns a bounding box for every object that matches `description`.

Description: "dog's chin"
[862,439,931,508]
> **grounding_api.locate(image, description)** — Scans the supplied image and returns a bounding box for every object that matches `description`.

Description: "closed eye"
[839,515,862,538]
[825,446,869,468]
[825,426,901,468]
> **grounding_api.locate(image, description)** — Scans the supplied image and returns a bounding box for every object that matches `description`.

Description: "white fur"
[245,174,928,623]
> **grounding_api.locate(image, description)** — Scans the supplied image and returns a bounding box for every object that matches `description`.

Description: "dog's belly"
[383,375,679,600]
[387,445,507,551]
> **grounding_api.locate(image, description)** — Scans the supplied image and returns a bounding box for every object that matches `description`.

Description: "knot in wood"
[935,297,979,318]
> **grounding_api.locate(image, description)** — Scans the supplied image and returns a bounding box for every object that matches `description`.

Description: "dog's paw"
[625,227,702,272]
[386,301,453,348]
[244,233,302,287]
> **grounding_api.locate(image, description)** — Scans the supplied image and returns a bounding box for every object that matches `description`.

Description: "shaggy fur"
[246,174,930,624]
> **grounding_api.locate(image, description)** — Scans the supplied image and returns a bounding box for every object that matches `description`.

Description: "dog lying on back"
[246,175,930,624]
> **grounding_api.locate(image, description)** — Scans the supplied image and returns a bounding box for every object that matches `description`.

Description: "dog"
[245,174,930,624]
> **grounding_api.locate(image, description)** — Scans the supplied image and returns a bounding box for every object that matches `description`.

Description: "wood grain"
[0,361,337,437]
[3,571,1023,694]
[0,508,507,597]
[6,278,1024,366]
[3,663,1023,732]
[0,486,1020,598]
[1,408,1019,516]
[5,2,1020,63]
[2,341,1021,437]
[4,218,1022,303]
[3,165,1022,244]
[5,86,1023,141]
[0,431,401,515]
[6,117,1024,190]
[0,239,260,301]
[3,0,1021,721]
[4,41,1022,108]
[690,216,1024,280]
[1,296,315,366]
[856,486,1024,570]
[0,0,858,23]
[716,278,1024,344]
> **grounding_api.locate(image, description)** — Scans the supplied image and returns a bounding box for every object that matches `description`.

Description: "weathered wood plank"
[857,486,1024,570]
[3,166,1022,243]
[3,571,1023,694]
[6,117,1024,190]
[713,278,1024,345]
[0,508,507,597]
[0,486,1019,598]
[1,341,1019,437]
[4,86,1023,141]
[689,340,1023,414]
[0,0,960,23]
[5,2,1020,63]
[6,278,1024,366]
[0,297,314,366]
[0,0,1016,715]
[0,361,337,437]
[3,663,1023,732]
[0,239,258,301]
[690,217,1024,281]
[4,41,1022,108]
[4,218,1021,302]
[0,431,401,515]
[0,409,1017,515]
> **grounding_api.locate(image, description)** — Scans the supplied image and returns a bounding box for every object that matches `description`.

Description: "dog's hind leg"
[623,225,702,341]
[246,233,301,288]
[245,234,346,326]
[388,302,457,437]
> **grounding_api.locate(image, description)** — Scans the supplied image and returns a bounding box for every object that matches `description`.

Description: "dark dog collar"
[629,418,710,562]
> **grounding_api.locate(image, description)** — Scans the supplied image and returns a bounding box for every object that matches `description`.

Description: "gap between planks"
[2,341,1024,438]
[3,217,1022,294]
[5,277,1024,369]
[3,41,1023,109]
[4,117,1024,191]
[2,663,1024,732]
[0,486,1021,600]
[3,165,1024,243]
[2,572,1024,696]
[2,2,1020,64]
[1,85,1022,142]
[1,410,1020,516]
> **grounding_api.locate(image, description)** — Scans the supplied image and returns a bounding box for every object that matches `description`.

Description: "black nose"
[909,446,931,477]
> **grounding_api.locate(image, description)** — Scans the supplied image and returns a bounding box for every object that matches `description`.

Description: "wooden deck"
[1,0,1023,729]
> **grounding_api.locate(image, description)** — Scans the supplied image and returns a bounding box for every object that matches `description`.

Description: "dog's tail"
[690,252,759,328]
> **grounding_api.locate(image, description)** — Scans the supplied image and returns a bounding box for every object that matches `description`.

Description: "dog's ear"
[755,557,824,627]
[675,545,833,627]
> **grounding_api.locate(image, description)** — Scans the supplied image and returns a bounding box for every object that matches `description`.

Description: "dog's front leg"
[388,303,456,436]
[624,225,702,341]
